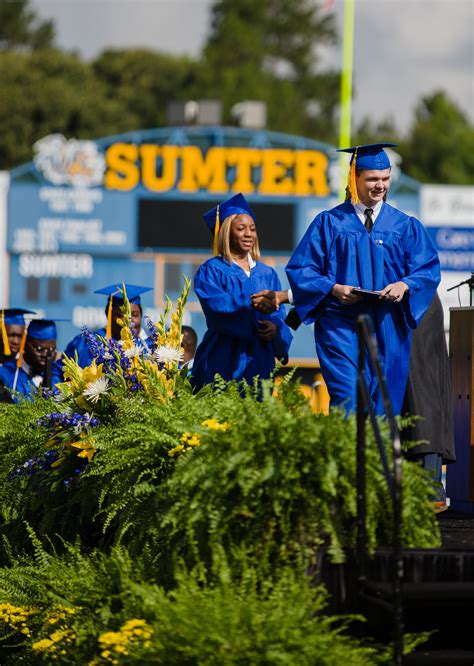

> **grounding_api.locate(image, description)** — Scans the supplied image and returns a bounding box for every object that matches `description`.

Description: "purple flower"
[7,450,60,481]
[38,411,101,434]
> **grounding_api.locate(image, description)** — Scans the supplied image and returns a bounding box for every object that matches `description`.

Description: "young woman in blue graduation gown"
[191,194,292,391]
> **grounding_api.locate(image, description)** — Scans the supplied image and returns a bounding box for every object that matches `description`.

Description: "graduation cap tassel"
[348,147,359,205]
[213,205,220,257]
[1,310,11,357]
[16,327,27,369]
[105,297,113,339]
[12,327,28,392]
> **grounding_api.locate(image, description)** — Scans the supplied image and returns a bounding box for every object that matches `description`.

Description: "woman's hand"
[251,289,290,313]
[380,281,409,303]
[257,320,277,341]
[251,290,277,313]
[331,284,362,305]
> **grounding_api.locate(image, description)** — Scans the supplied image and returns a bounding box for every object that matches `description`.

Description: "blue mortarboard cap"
[27,318,69,340]
[2,308,36,326]
[94,284,153,305]
[337,143,397,170]
[203,193,255,235]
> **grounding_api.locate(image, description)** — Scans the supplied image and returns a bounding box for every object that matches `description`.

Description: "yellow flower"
[98,632,119,645]
[201,419,231,431]
[122,619,147,630]
[32,638,54,651]
[180,432,201,447]
[168,444,184,457]
[77,449,96,462]
[82,361,104,385]
[69,439,97,462]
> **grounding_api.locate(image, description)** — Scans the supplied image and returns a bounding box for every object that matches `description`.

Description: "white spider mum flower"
[123,345,140,359]
[83,377,110,404]
[154,345,184,365]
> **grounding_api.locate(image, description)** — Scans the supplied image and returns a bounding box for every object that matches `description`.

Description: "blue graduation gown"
[53,328,150,383]
[0,361,38,401]
[286,201,440,415]
[191,257,293,390]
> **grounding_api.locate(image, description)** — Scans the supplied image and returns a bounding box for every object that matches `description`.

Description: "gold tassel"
[105,297,113,338]
[16,327,27,368]
[213,205,220,256]
[348,147,359,205]
[1,310,11,357]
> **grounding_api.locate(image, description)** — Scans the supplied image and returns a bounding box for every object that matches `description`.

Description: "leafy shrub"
[0,534,391,665]
[0,284,439,663]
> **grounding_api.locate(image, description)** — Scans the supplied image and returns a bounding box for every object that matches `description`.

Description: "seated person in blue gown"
[191,193,293,391]
[0,308,36,365]
[285,143,440,416]
[55,283,153,380]
[0,318,64,401]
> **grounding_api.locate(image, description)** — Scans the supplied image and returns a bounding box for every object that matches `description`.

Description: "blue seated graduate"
[0,318,65,401]
[0,308,36,365]
[191,193,293,391]
[55,284,153,379]
[286,143,440,416]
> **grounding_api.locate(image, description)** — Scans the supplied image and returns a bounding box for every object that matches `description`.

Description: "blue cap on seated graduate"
[28,317,69,341]
[94,283,153,305]
[1,308,37,358]
[94,283,153,339]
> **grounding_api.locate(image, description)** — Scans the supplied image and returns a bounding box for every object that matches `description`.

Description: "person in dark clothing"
[0,308,36,365]
[0,379,13,403]
[402,292,455,511]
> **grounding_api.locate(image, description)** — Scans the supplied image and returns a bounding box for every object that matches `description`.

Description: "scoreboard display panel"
[138,199,295,252]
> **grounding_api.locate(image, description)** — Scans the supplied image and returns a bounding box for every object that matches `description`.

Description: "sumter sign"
[104,144,330,196]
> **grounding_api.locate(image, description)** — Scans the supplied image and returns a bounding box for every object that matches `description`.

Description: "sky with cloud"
[33,0,473,136]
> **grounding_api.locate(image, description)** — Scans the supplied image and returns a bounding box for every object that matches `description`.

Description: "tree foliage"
[92,49,200,130]
[196,0,340,139]
[398,91,474,184]
[0,49,137,168]
[0,0,55,50]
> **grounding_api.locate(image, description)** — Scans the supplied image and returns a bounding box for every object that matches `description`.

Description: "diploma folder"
[351,287,383,300]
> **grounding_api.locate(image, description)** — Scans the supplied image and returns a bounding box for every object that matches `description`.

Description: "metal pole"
[356,318,367,579]
[338,0,356,201]
[357,315,403,664]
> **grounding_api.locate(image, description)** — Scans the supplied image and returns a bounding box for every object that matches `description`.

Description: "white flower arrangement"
[154,345,184,365]
[83,377,110,404]
[123,345,140,359]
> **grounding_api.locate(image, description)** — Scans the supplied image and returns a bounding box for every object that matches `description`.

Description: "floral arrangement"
[25,280,192,476]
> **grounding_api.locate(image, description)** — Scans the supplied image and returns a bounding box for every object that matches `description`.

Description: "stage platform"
[438,509,474,550]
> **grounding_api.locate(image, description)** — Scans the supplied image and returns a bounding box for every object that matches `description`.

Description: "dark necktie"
[364,208,374,233]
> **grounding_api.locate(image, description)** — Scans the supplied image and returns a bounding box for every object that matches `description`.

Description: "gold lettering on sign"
[105,143,140,191]
[104,143,330,196]
[179,146,228,193]
[141,145,180,192]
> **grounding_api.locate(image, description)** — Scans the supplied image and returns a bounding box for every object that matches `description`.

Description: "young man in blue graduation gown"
[286,143,440,416]
[54,284,153,380]
[0,308,36,365]
[191,193,292,390]
[0,318,62,401]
